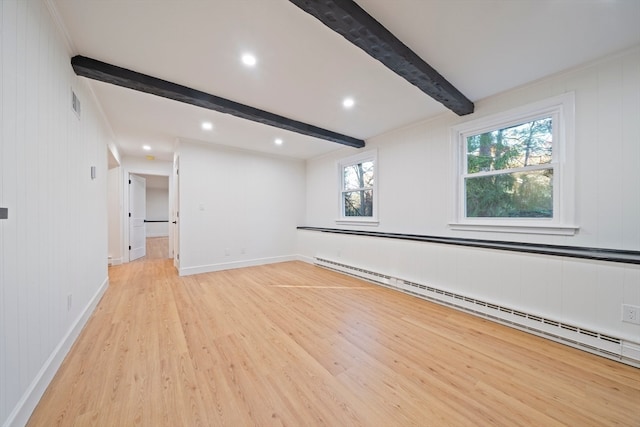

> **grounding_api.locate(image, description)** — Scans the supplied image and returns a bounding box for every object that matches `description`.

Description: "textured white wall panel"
[1,1,109,425]
[621,52,640,249]
[107,166,123,263]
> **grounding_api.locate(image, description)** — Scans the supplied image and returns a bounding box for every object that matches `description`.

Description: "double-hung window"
[451,93,577,235]
[337,150,378,224]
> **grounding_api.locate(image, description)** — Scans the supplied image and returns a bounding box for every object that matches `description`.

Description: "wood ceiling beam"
[71,55,365,149]
[289,0,474,116]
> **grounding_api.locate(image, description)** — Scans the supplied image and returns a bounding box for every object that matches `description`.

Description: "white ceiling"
[52,0,640,162]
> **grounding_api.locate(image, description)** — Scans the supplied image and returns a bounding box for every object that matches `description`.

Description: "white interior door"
[129,174,146,261]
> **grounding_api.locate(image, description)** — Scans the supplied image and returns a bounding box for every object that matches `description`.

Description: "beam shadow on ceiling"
[71,55,365,149]
[289,0,474,116]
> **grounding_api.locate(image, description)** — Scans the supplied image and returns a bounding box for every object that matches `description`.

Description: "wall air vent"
[71,89,81,118]
[314,257,639,368]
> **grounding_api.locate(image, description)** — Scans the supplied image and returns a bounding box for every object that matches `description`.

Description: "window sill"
[449,222,579,236]
[336,218,380,226]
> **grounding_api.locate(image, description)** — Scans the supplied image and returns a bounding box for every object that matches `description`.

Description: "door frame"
[122,166,173,263]
[173,154,180,270]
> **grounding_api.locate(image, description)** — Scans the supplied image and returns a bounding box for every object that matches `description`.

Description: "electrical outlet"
[225,248,230,256]
[622,304,640,324]
[67,294,72,311]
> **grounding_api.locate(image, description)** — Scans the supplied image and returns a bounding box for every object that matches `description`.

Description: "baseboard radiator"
[314,257,640,368]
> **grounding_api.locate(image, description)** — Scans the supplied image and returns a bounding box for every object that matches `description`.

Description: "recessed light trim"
[342,97,355,109]
[241,53,257,67]
[201,121,213,131]
[142,145,151,151]
[274,138,283,146]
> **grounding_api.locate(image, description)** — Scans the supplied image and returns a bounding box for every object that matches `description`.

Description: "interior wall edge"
[3,277,109,427]
[178,255,299,277]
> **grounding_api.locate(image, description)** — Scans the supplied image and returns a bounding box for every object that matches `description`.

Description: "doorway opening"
[128,173,171,262]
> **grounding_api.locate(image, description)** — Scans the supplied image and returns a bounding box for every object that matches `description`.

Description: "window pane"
[344,161,374,191]
[465,169,553,218]
[467,117,552,173]
[343,189,373,217]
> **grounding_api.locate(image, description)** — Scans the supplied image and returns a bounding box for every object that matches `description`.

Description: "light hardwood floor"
[28,257,639,426]
[139,236,169,260]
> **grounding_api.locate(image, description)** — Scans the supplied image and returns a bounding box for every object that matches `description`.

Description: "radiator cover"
[314,257,640,368]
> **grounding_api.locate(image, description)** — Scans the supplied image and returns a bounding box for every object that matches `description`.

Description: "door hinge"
[129,212,131,217]
[129,179,131,184]
[177,253,179,260]
[129,245,131,250]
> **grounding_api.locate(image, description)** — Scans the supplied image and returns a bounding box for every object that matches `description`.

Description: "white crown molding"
[43,0,77,55]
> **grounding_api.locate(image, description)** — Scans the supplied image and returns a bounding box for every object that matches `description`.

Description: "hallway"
[138,236,169,261]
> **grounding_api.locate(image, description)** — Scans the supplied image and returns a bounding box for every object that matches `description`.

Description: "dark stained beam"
[289,0,474,116]
[71,55,365,149]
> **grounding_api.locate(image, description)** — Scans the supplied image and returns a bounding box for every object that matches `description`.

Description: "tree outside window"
[451,93,576,235]
[343,160,374,216]
[338,150,377,223]
[465,118,553,218]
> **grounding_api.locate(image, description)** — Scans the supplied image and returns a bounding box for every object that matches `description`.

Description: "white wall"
[1,0,111,425]
[178,141,305,275]
[299,47,640,348]
[107,166,123,264]
[146,187,169,237]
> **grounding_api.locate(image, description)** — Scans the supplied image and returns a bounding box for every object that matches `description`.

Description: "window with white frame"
[338,150,378,224]
[451,93,577,235]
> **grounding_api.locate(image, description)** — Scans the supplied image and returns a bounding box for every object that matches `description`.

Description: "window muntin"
[451,93,576,234]
[338,151,377,223]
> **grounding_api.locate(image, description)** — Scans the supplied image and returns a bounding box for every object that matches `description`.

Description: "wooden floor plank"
[27,258,640,426]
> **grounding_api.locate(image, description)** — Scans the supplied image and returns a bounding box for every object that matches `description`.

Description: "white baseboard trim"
[4,277,109,427]
[146,233,168,238]
[179,255,298,276]
[108,257,122,266]
[296,254,315,265]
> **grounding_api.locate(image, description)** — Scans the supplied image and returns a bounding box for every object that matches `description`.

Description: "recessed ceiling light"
[142,145,151,151]
[274,138,283,146]
[241,53,257,67]
[201,121,213,131]
[342,97,355,109]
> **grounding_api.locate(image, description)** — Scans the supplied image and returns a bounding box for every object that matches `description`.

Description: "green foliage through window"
[465,118,554,218]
